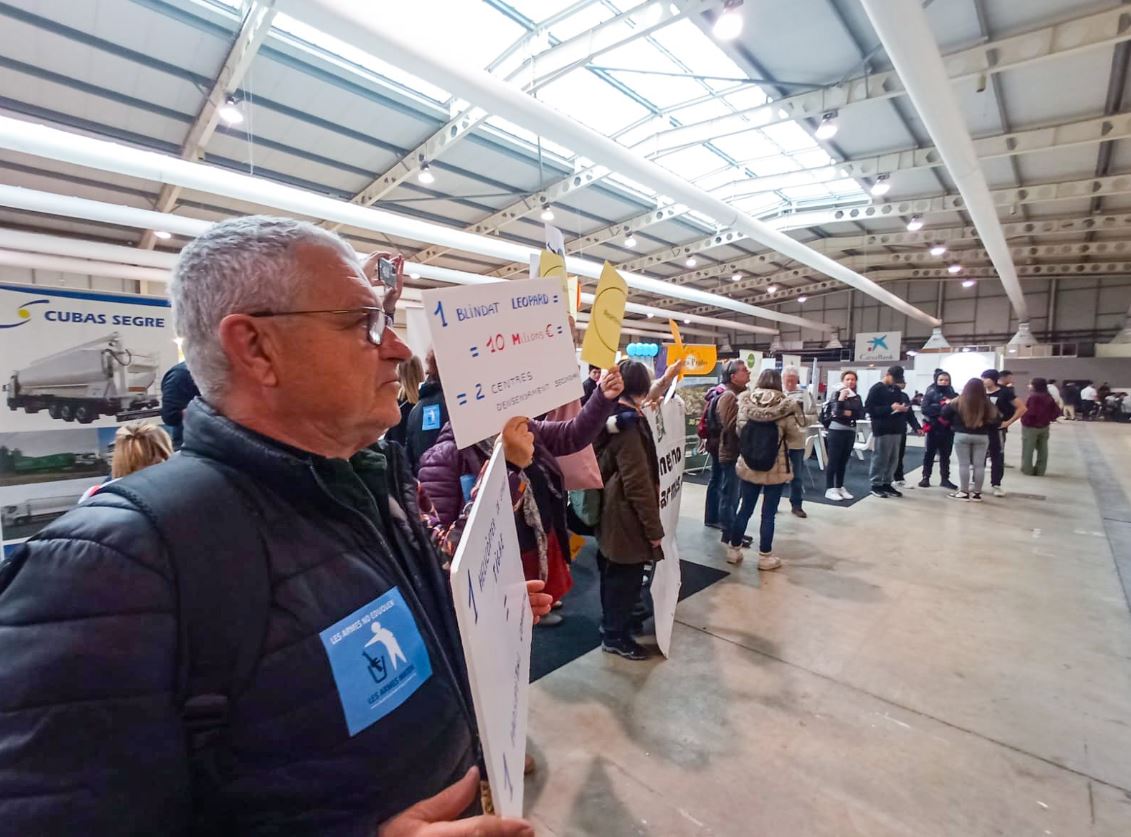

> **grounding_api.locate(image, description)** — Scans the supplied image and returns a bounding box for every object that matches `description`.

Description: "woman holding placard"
[592,360,665,661]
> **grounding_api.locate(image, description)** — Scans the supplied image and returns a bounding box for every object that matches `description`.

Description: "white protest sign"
[448,444,531,818]
[643,394,686,657]
[423,278,583,448]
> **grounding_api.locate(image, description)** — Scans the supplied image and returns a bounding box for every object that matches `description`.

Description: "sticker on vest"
[422,404,441,431]
[319,587,433,737]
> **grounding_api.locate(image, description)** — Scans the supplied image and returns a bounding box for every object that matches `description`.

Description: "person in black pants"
[982,369,1027,497]
[824,370,864,501]
[892,380,922,487]
[919,369,958,489]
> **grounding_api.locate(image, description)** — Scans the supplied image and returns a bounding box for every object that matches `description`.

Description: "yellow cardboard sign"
[666,344,718,377]
[580,262,627,368]
[537,250,578,318]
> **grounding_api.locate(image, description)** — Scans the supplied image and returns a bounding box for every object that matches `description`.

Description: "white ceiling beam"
[686,262,1131,314]
[486,110,1131,278]
[336,1,706,223]
[431,6,1131,275]
[285,0,938,325]
[765,173,1131,233]
[138,0,277,250]
[649,211,1131,294]
[641,5,1131,155]
[862,0,1028,323]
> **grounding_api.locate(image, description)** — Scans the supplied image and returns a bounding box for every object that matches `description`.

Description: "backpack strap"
[100,453,270,829]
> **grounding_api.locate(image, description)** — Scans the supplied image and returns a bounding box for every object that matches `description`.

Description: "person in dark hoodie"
[864,365,912,498]
[892,380,922,488]
[919,369,959,489]
[405,349,448,470]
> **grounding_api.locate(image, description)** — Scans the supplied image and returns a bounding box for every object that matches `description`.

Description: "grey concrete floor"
[525,423,1131,836]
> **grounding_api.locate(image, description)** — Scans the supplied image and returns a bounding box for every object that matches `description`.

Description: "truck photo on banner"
[0,284,178,549]
[854,330,902,363]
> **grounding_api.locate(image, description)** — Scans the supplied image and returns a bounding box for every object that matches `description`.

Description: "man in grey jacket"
[0,217,539,837]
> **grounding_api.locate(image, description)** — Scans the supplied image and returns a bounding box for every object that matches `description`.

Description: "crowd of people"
[0,214,1115,833]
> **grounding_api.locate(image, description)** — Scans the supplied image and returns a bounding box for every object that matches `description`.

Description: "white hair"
[170,215,354,400]
[782,365,801,378]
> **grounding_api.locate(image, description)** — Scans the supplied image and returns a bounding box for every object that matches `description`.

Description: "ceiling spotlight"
[153,230,172,240]
[624,232,637,248]
[408,272,421,280]
[929,243,947,257]
[685,256,697,267]
[765,284,778,294]
[540,206,555,221]
[947,262,962,274]
[961,278,976,288]
[712,0,744,40]
[906,215,924,232]
[906,350,919,357]
[683,318,691,324]
[418,161,435,185]
[646,311,654,318]
[218,97,243,125]
[815,111,839,140]
[731,273,742,281]
[797,295,808,303]
[870,175,891,197]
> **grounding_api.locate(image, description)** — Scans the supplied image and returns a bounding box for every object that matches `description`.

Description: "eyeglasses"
[248,306,392,346]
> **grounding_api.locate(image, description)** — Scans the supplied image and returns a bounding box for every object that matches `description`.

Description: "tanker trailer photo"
[5,333,161,424]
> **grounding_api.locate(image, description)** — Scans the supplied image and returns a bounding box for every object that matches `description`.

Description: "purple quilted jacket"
[419,387,618,526]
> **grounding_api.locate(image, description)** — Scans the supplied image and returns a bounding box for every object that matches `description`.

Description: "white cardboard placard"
[422,278,582,448]
[643,395,685,657]
[448,445,531,818]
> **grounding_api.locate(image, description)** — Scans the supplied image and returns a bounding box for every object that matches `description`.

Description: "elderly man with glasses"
[0,217,540,836]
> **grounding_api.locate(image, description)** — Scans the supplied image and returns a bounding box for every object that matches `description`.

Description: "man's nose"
[380,327,412,361]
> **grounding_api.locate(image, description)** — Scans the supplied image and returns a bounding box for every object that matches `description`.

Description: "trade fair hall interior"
[1,0,1131,835]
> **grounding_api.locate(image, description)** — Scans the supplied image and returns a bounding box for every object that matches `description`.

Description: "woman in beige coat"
[724,369,805,570]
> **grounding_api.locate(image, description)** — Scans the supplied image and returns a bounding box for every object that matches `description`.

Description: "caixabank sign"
[0,284,175,431]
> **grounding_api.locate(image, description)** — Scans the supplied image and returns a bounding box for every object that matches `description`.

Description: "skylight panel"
[731,192,784,216]
[782,183,834,201]
[749,156,802,176]
[649,19,745,78]
[546,4,617,41]
[762,120,818,152]
[538,70,651,135]
[483,116,575,159]
[273,13,450,102]
[791,149,835,169]
[709,130,786,162]
[656,145,729,181]
[507,0,586,22]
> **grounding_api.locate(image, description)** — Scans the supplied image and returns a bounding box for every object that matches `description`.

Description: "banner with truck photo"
[0,284,178,550]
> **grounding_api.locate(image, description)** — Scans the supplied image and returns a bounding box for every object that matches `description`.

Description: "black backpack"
[703,389,724,440]
[819,398,836,429]
[739,418,786,472]
[101,455,270,833]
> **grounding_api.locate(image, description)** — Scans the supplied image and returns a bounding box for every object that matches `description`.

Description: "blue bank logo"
[867,334,890,352]
[0,298,48,329]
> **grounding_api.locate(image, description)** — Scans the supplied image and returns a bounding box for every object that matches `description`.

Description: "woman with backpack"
[822,370,864,502]
[940,378,1000,501]
[592,360,665,660]
[723,369,804,570]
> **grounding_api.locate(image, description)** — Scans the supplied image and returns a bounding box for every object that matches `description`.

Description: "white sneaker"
[757,552,782,570]
[838,487,854,500]
[894,480,906,488]
[992,486,1006,497]
[825,488,844,501]
[725,545,744,565]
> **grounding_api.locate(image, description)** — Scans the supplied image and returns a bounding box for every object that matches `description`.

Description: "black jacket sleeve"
[921,387,944,419]
[0,496,190,834]
[865,382,893,418]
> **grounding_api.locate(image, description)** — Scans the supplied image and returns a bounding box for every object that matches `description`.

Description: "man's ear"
[217,314,280,388]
